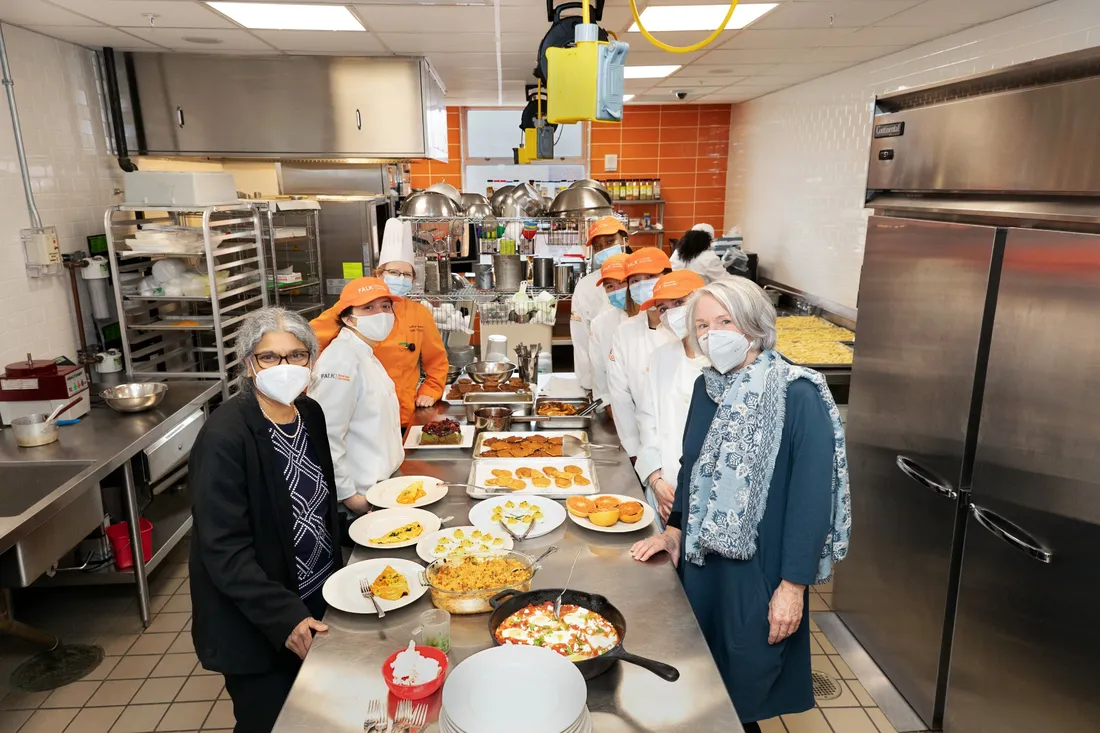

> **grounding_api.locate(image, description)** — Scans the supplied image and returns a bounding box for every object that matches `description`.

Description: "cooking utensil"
[473,407,551,432]
[358,577,385,618]
[488,588,681,681]
[554,263,576,294]
[99,382,168,413]
[532,257,555,288]
[554,550,582,619]
[363,698,388,733]
[549,186,615,216]
[474,263,494,290]
[489,186,514,216]
[465,360,516,385]
[463,392,534,422]
[566,179,613,202]
[492,254,524,291]
[561,435,617,458]
[11,395,84,448]
[426,181,462,205]
[577,398,603,417]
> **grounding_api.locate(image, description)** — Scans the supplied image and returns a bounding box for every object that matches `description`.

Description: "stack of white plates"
[440,646,590,733]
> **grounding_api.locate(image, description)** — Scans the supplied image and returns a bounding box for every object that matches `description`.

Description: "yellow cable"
[628,0,739,54]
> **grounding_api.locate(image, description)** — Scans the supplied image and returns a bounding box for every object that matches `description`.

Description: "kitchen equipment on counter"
[532,257,555,288]
[0,354,90,425]
[492,254,524,292]
[401,191,460,218]
[464,392,534,422]
[554,263,576,294]
[513,342,542,383]
[465,358,515,383]
[446,345,477,371]
[474,263,494,290]
[95,349,124,374]
[472,429,591,459]
[421,548,555,615]
[488,588,680,681]
[473,407,550,432]
[10,395,83,447]
[483,333,511,362]
[99,382,168,413]
[530,397,599,430]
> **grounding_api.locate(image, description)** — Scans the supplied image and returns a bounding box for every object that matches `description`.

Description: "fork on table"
[363,698,388,732]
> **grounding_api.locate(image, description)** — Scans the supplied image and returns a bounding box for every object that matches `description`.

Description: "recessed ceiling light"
[183,36,223,44]
[623,94,635,102]
[629,3,778,33]
[206,2,365,31]
[624,65,681,79]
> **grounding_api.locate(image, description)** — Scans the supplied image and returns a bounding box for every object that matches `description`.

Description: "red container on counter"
[106,519,154,570]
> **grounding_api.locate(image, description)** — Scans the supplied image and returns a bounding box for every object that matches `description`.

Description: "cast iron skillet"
[488,588,680,682]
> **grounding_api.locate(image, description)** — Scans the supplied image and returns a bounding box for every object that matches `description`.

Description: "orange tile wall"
[409,107,464,190]
[590,103,731,251]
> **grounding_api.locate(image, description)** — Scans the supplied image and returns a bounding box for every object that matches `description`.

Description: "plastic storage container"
[107,519,154,570]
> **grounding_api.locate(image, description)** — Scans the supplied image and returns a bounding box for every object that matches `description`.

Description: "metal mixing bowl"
[464,360,517,385]
[401,191,460,217]
[100,382,168,413]
[550,186,616,216]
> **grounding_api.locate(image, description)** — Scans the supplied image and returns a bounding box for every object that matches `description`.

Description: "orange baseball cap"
[639,270,706,311]
[625,247,672,278]
[596,253,628,285]
[337,277,401,310]
[587,216,627,245]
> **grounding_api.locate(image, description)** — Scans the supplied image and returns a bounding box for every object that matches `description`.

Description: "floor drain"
[812,670,843,701]
[10,644,104,692]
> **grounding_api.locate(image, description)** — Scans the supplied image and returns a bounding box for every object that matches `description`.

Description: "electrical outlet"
[604,154,618,172]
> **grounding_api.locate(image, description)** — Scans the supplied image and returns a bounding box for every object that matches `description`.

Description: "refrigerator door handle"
[895,455,958,499]
[969,503,1053,564]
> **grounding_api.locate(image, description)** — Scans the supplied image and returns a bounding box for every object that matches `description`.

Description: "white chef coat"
[309,328,404,501]
[635,341,710,488]
[588,306,627,406]
[671,249,729,283]
[607,313,677,457]
[569,270,611,391]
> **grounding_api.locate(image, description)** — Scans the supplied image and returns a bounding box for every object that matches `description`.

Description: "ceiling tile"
[624,29,742,49]
[500,4,556,34]
[383,32,494,54]
[807,44,907,63]
[875,0,1056,26]
[845,24,967,46]
[0,0,100,27]
[750,1,922,30]
[48,0,235,29]
[252,30,388,54]
[696,47,813,64]
[352,5,494,33]
[758,60,853,75]
[673,63,778,77]
[23,25,161,49]
[626,49,708,65]
[654,76,745,89]
[122,27,278,52]
[722,27,858,48]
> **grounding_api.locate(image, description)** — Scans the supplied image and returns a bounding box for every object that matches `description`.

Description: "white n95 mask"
[700,330,751,374]
[254,364,311,405]
[354,312,395,342]
[661,306,689,339]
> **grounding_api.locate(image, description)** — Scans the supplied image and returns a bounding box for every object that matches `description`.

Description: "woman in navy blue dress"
[631,279,851,731]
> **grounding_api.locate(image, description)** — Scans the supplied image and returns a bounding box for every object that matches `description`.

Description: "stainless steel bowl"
[464,202,494,219]
[464,360,517,385]
[550,186,616,215]
[459,192,490,211]
[501,182,546,217]
[401,191,461,217]
[100,382,168,413]
[567,179,612,202]
[426,182,462,205]
[490,185,516,215]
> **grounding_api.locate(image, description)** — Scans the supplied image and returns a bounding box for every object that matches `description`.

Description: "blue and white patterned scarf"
[684,349,850,584]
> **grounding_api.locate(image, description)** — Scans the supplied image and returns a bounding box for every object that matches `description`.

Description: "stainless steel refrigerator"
[838,49,1100,733]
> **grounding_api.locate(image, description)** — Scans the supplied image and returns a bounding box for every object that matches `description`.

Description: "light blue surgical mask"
[383,274,413,297]
[608,288,627,310]
[629,279,657,307]
[593,245,623,268]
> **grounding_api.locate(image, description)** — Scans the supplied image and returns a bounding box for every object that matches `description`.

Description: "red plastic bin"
[106,519,154,571]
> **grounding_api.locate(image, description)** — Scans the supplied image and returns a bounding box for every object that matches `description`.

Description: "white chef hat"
[691,222,715,238]
[378,218,415,267]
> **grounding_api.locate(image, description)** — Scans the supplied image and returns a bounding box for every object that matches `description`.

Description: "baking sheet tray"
[778,341,854,369]
[472,430,591,459]
[466,457,599,498]
[532,397,592,430]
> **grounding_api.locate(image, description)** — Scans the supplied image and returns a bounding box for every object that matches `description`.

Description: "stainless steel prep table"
[273,402,744,733]
[0,380,221,626]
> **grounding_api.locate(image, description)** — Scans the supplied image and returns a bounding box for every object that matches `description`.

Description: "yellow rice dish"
[778,340,854,366]
[429,555,532,592]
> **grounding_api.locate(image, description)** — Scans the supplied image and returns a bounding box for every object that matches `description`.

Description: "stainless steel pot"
[473,407,548,432]
[474,263,494,290]
[555,263,576,294]
[11,414,59,448]
[493,254,524,291]
[533,257,555,288]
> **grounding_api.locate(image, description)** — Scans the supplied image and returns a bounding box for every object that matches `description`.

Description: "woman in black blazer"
[189,307,344,733]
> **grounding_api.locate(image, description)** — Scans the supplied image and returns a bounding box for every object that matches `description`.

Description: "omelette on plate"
[369,565,410,601]
[370,521,423,545]
[396,480,427,505]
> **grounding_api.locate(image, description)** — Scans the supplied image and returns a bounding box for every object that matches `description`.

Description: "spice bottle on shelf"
[653,179,661,199]
[645,180,654,200]
[643,212,651,229]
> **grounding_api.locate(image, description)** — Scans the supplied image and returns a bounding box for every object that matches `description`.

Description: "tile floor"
[0,542,915,733]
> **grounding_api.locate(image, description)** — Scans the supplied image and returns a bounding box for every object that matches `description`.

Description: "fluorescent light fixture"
[623,94,635,102]
[629,3,778,33]
[624,65,681,79]
[206,2,365,31]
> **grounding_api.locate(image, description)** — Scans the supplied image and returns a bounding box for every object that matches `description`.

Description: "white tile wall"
[725,0,1100,312]
[0,24,122,367]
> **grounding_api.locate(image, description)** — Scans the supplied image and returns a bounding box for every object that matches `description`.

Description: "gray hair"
[685,278,777,355]
[235,307,319,388]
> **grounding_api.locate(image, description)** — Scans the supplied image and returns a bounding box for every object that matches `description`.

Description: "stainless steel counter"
[273,402,743,733]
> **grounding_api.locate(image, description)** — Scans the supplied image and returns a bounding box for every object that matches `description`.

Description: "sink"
[0,462,95,517]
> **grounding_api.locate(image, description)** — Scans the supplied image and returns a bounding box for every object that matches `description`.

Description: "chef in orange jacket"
[311,219,449,425]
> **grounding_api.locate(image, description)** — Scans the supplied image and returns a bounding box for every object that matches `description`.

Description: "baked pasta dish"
[494,602,619,661]
[429,554,533,592]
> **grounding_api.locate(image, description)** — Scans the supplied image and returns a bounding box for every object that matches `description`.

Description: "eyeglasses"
[381,269,413,279]
[252,350,310,368]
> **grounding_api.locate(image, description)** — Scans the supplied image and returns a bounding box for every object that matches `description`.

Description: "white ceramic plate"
[349,508,442,549]
[443,645,587,733]
[403,424,476,450]
[321,557,426,615]
[365,475,448,509]
[415,525,513,563]
[467,495,566,540]
[566,494,656,533]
